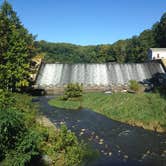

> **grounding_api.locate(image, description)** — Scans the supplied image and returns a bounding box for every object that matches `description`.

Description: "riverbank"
[49,92,166,133]
[0,91,96,166]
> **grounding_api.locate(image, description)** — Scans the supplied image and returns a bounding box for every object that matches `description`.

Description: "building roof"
[150,48,166,52]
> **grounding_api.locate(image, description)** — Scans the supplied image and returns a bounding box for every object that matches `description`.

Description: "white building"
[148,48,166,60]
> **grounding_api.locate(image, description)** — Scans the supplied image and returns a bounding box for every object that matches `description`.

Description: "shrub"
[0,91,95,166]
[0,91,40,165]
[0,109,26,160]
[154,84,166,97]
[4,130,42,166]
[129,80,142,92]
[53,125,95,166]
[61,83,83,100]
[54,125,78,151]
[0,90,15,110]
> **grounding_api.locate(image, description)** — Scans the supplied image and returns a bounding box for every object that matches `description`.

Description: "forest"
[35,13,166,63]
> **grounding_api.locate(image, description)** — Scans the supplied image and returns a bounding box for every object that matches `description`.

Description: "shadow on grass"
[142,73,166,100]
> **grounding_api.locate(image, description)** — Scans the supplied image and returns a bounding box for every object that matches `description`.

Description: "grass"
[49,92,166,132]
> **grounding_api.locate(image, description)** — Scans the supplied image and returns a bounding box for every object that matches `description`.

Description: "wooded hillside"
[35,13,166,63]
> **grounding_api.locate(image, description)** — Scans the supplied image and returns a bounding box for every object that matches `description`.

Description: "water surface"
[37,96,166,166]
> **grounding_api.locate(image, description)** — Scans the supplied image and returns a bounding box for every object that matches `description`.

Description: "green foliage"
[129,80,142,92]
[0,89,15,110]
[53,125,95,166]
[0,90,37,128]
[0,90,95,165]
[61,83,83,100]
[0,90,40,165]
[4,130,41,166]
[154,13,166,47]
[34,124,96,166]
[154,84,166,98]
[0,1,35,91]
[0,109,26,160]
[54,125,78,151]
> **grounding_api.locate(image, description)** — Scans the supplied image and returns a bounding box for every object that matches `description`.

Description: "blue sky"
[3,0,166,45]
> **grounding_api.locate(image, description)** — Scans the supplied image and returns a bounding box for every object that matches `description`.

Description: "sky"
[3,0,166,45]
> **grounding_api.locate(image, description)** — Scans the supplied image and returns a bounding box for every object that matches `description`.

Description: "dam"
[35,61,165,92]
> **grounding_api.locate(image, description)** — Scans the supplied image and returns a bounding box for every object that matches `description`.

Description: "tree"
[111,40,128,63]
[126,36,141,62]
[154,13,166,47]
[0,1,35,91]
[97,45,112,63]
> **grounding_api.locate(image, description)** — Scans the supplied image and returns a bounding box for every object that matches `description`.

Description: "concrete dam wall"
[35,62,165,90]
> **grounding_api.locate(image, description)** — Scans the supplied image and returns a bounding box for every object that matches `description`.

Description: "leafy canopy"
[0,1,35,91]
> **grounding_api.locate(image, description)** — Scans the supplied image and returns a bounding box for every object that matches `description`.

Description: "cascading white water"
[36,62,165,87]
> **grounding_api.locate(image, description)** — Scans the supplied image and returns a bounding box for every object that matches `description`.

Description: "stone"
[91,132,95,135]
[104,91,112,94]
[60,121,65,124]
[124,155,128,159]
[121,89,127,93]
[105,144,108,148]
[41,155,52,165]
[161,153,165,157]
[99,139,104,142]
[79,132,84,136]
[108,152,112,156]
[142,154,147,159]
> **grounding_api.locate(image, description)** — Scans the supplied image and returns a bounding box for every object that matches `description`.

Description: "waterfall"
[36,62,165,88]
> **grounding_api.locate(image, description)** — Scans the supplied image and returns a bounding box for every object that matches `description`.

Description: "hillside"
[35,13,166,64]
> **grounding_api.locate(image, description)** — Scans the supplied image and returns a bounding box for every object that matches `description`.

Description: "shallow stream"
[37,96,166,166]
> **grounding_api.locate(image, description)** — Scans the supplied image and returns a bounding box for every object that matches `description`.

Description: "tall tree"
[0,1,35,91]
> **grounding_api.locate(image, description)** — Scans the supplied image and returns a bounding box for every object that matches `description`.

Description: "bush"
[0,90,15,110]
[129,80,142,92]
[61,83,83,100]
[53,125,96,166]
[0,90,95,166]
[154,84,166,97]
[54,125,78,151]
[0,91,40,165]
[0,109,26,160]
[4,130,42,166]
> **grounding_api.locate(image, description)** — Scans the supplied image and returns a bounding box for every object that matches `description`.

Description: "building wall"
[152,51,166,60]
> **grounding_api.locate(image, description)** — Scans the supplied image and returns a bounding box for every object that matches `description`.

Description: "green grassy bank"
[49,92,166,132]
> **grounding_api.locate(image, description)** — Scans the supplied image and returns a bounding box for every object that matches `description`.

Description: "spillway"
[36,61,165,89]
